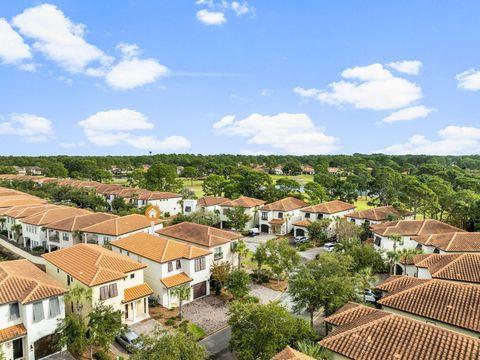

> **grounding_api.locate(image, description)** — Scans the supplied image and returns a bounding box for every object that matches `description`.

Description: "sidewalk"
[0,237,46,265]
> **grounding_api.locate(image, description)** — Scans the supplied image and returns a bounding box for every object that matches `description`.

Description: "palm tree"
[232,240,249,269]
[72,230,83,244]
[171,284,191,321]
[0,217,5,231]
[65,285,92,316]
[398,248,423,275]
[11,224,22,242]
[296,340,331,360]
[386,250,401,275]
[356,267,377,303]
[386,234,402,275]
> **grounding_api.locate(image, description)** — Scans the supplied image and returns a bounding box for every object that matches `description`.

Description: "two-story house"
[346,205,413,226]
[20,207,91,250]
[218,196,266,230]
[0,259,67,360]
[44,212,118,251]
[411,232,480,254]
[414,253,480,284]
[130,191,182,215]
[111,233,211,308]
[80,214,164,246]
[183,196,230,215]
[156,222,242,267]
[258,197,308,235]
[292,200,356,238]
[1,204,58,241]
[43,244,152,325]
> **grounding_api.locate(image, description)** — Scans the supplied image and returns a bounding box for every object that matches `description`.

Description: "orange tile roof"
[112,233,210,263]
[0,259,67,305]
[347,205,412,221]
[320,310,480,360]
[0,324,27,343]
[157,222,241,247]
[42,244,146,286]
[378,278,480,332]
[81,214,163,236]
[269,219,286,225]
[324,302,380,327]
[122,283,153,303]
[0,197,46,208]
[21,207,91,226]
[301,200,355,214]
[259,197,308,212]
[0,204,58,217]
[133,191,181,200]
[160,272,192,288]
[197,196,230,207]
[413,232,480,252]
[292,219,311,227]
[220,196,266,208]
[371,219,464,237]
[270,346,316,360]
[415,253,480,285]
[375,275,428,293]
[44,212,118,232]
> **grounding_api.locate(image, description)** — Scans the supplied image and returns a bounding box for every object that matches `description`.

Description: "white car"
[323,242,336,252]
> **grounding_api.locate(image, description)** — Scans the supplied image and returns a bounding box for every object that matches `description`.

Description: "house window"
[195,257,206,272]
[130,274,135,279]
[278,212,283,219]
[99,284,118,300]
[364,220,370,225]
[214,247,223,260]
[317,214,324,219]
[62,233,69,241]
[168,262,173,272]
[49,297,61,318]
[176,260,181,269]
[222,208,228,215]
[185,206,192,213]
[304,213,310,219]
[9,302,20,321]
[32,301,45,322]
[350,219,356,223]
[374,236,382,247]
[67,275,72,286]
[261,212,268,221]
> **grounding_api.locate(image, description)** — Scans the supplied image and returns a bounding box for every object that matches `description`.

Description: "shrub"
[93,351,109,360]
[297,244,307,251]
[165,318,176,326]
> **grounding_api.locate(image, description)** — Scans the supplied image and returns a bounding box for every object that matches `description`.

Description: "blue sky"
[1,1,480,156]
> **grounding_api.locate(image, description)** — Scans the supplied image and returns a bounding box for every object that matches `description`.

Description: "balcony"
[49,235,60,243]
[214,252,224,260]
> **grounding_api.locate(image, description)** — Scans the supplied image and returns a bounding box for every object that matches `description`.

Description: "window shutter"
[49,297,60,318]
[33,301,45,322]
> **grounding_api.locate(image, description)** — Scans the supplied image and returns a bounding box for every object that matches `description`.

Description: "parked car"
[116,330,141,353]
[363,289,383,303]
[294,236,308,244]
[249,228,260,237]
[323,242,336,252]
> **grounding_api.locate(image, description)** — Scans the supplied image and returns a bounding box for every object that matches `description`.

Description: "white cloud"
[18,63,36,72]
[380,126,480,155]
[0,18,31,64]
[456,69,480,90]
[387,60,422,75]
[197,10,227,25]
[117,42,140,59]
[0,113,53,142]
[60,141,85,148]
[214,112,338,154]
[12,4,112,73]
[382,105,433,123]
[231,2,249,15]
[79,109,190,151]
[106,58,170,90]
[295,63,423,111]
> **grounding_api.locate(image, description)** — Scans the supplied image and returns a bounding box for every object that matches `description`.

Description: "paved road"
[199,327,235,359]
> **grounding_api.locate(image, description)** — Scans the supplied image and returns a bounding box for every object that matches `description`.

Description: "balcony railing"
[49,236,60,243]
[214,252,224,260]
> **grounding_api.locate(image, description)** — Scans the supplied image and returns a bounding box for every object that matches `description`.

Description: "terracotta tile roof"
[346,205,412,221]
[81,214,163,236]
[42,244,146,286]
[1,204,58,217]
[292,219,312,227]
[221,196,266,208]
[413,232,480,252]
[111,233,210,263]
[324,302,380,327]
[270,346,316,360]
[0,324,27,343]
[157,222,241,247]
[371,219,464,237]
[412,253,437,267]
[269,219,286,225]
[378,279,480,332]
[416,253,480,284]
[320,310,480,360]
[122,283,153,303]
[301,200,355,214]
[0,259,67,305]
[197,196,230,207]
[95,184,124,194]
[21,207,91,226]
[259,197,308,212]
[160,272,192,288]
[0,197,46,208]
[375,275,428,293]
[133,191,181,200]
[44,212,118,232]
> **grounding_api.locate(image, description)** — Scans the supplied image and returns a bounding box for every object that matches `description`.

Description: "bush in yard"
[226,269,250,299]
[93,351,109,360]
[165,318,176,326]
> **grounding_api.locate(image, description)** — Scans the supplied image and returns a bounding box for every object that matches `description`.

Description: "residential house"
[156,222,242,266]
[292,200,355,238]
[130,191,182,215]
[321,302,480,360]
[81,214,164,246]
[271,346,315,360]
[1,204,58,241]
[20,207,90,250]
[412,232,480,254]
[258,197,308,235]
[272,165,284,175]
[0,197,46,210]
[346,205,413,226]
[111,233,211,309]
[0,259,67,360]
[43,244,152,325]
[44,212,118,251]
[184,196,230,215]
[300,165,315,175]
[327,167,339,175]
[219,196,266,230]
[376,276,480,338]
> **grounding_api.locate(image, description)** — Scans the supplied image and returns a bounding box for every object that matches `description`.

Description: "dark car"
[115,330,141,353]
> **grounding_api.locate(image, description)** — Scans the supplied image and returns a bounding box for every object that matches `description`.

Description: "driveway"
[249,283,282,304]
[183,296,229,334]
[298,246,324,261]
[131,318,160,335]
[243,234,277,252]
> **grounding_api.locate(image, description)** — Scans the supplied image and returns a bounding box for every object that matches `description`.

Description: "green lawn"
[354,198,374,211]
[183,179,204,197]
[187,323,207,340]
[270,174,314,185]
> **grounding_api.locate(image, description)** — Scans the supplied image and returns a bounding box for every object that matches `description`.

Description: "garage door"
[260,224,269,233]
[35,334,55,359]
[295,228,305,237]
[193,281,207,299]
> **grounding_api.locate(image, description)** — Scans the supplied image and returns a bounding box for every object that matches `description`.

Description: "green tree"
[398,247,423,275]
[11,224,22,242]
[265,239,301,284]
[296,340,331,360]
[226,206,251,231]
[171,284,191,321]
[182,166,199,185]
[276,178,301,198]
[87,303,123,358]
[356,267,376,303]
[0,165,16,174]
[289,252,355,329]
[111,197,135,214]
[210,261,232,290]
[303,182,328,204]
[131,328,208,360]
[336,238,387,274]
[65,285,93,316]
[127,168,146,188]
[232,240,249,269]
[333,219,361,242]
[399,175,434,219]
[252,242,268,281]
[202,174,227,196]
[226,269,251,298]
[144,163,182,192]
[0,218,6,231]
[306,220,330,245]
[54,313,88,356]
[228,301,314,360]
[282,161,303,175]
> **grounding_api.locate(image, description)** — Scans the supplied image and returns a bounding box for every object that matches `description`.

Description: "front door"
[125,304,129,320]
[13,338,23,359]
[193,282,206,299]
